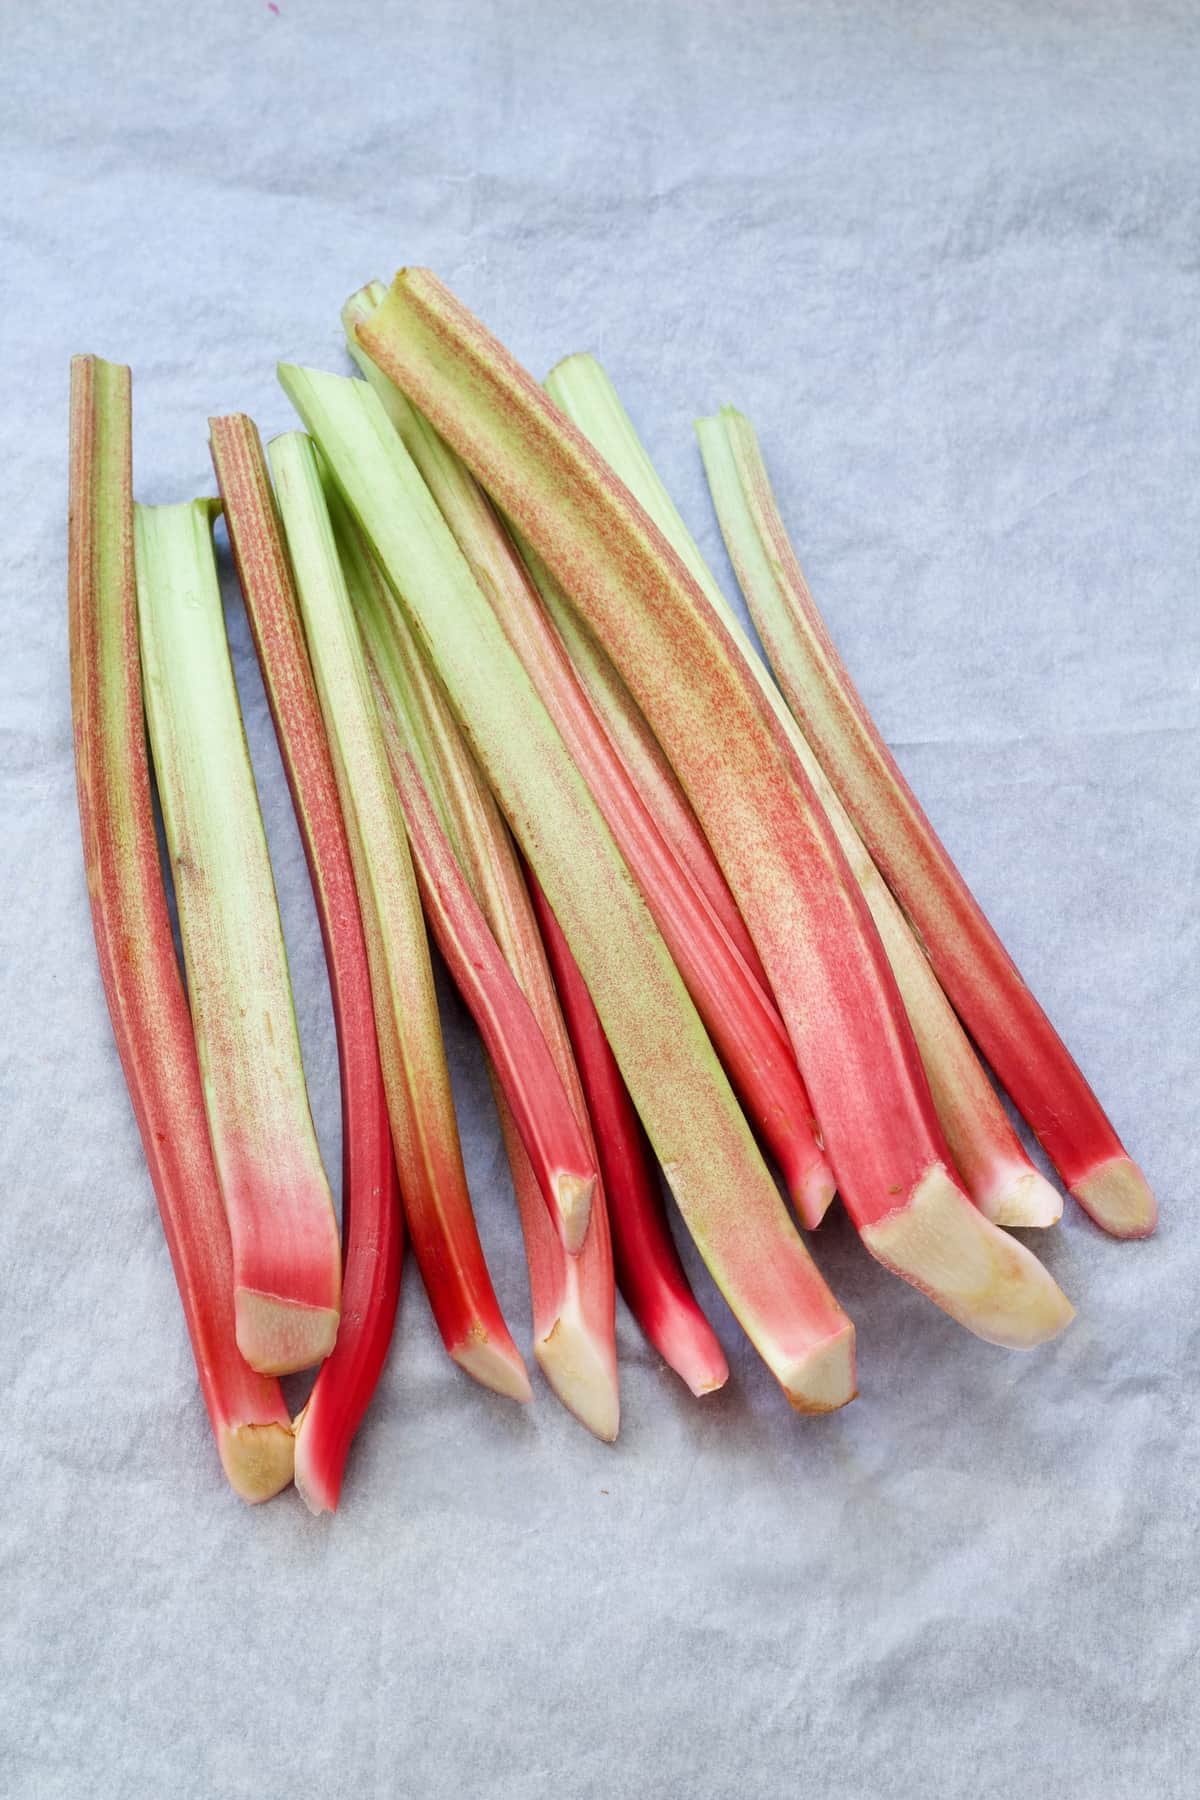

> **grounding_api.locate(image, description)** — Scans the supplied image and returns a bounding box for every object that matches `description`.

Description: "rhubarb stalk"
[697,405,1154,1240]
[341,519,621,1432]
[268,429,530,1402]
[278,362,856,1411]
[210,415,402,1512]
[382,735,598,1257]
[340,286,834,1229]
[546,353,1060,1232]
[134,500,341,1375]
[528,870,730,1396]
[69,355,293,1501]
[353,272,1073,1347]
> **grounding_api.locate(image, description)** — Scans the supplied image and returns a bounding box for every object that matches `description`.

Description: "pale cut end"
[651,1312,730,1398]
[217,1421,295,1505]
[796,1168,838,1231]
[978,1167,1064,1230]
[1072,1156,1157,1239]
[554,1170,596,1256]
[779,1322,857,1414]
[535,1296,620,1443]
[453,1336,535,1403]
[291,1405,338,1517]
[860,1164,1076,1349]
[235,1290,341,1376]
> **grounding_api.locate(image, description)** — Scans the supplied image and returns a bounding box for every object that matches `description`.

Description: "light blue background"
[2,4,1196,1796]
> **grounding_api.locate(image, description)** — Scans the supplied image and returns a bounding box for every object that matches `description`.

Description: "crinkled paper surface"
[2,3,1196,1796]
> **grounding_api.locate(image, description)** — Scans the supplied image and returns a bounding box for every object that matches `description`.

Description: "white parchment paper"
[2,4,1196,1796]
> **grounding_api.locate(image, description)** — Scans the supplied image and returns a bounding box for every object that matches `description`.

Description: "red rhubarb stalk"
[278,362,855,1411]
[341,525,621,1432]
[134,499,341,1375]
[528,871,729,1395]
[268,429,529,1402]
[210,415,402,1513]
[385,734,598,1256]
[354,272,1073,1347]
[698,406,1154,1240]
[548,353,1060,1232]
[340,287,833,1229]
[68,355,293,1502]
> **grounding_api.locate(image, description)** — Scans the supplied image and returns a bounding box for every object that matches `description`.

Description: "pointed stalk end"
[861,1164,1075,1349]
[217,1421,295,1505]
[780,1322,857,1414]
[535,1294,620,1443]
[980,1167,1064,1230]
[235,1291,341,1377]
[1072,1156,1157,1239]
[555,1171,596,1256]
[453,1336,535,1403]
[650,1311,730,1398]
[794,1167,838,1231]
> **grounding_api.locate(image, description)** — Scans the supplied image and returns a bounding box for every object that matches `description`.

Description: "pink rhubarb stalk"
[384,735,598,1256]
[278,361,856,1412]
[69,355,293,1502]
[342,523,619,1434]
[548,355,1060,1234]
[340,285,833,1229]
[698,406,1155,1240]
[210,415,402,1513]
[353,271,1073,1347]
[134,500,341,1376]
[268,429,529,1403]
[528,871,729,1396]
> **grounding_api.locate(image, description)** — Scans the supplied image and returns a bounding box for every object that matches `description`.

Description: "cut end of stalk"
[1072,1156,1157,1239]
[290,1405,339,1516]
[980,1167,1064,1230]
[216,1421,296,1505]
[452,1336,535,1403]
[535,1295,620,1443]
[651,1312,730,1398]
[235,1290,341,1376]
[795,1166,838,1231]
[780,1323,857,1414]
[860,1164,1075,1349]
[554,1171,596,1255]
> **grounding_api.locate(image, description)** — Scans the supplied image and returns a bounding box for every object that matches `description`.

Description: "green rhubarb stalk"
[353,271,1073,1348]
[267,430,530,1402]
[278,362,856,1413]
[134,500,341,1376]
[546,353,1060,1232]
[698,404,1155,1240]
[69,355,293,1501]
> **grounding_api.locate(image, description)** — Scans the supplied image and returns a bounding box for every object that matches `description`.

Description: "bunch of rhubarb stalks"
[69,270,1156,1513]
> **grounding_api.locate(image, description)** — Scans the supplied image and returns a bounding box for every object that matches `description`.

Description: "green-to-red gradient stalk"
[546,352,1059,1233]
[209,415,402,1513]
[68,355,293,1503]
[134,499,342,1376]
[698,405,1156,1241]
[268,429,529,1404]
[354,271,1073,1348]
[340,285,833,1229]
[343,527,620,1433]
[528,870,729,1396]
[279,362,856,1412]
